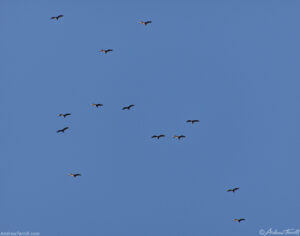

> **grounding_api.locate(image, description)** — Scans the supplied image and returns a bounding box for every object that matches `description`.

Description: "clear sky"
[1,0,300,235]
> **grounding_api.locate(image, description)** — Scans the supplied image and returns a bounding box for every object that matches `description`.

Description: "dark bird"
[152,134,165,139]
[186,120,199,124]
[57,127,69,133]
[99,49,113,54]
[227,187,240,193]
[122,104,135,110]
[68,173,81,178]
[50,15,64,20]
[91,103,103,108]
[233,218,245,223]
[58,113,71,118]
[138,20,152,26]
[173,135,186,140]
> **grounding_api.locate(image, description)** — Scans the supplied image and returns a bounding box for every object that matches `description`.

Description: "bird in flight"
[58,113,71,118]
[186,120,199,124]
[50,15,64,20]
[91,103,103,108]
[122,104,135,110]
[233,218,245,223]
[138,20,152,26]
[68,173,81,178]
[152,135,166,139]
[57,127,69,133]
[227,187,240,193]
[173,135,186,140]
[99,49,113,54]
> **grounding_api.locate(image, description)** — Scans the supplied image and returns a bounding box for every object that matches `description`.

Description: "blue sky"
[1,0,300,235]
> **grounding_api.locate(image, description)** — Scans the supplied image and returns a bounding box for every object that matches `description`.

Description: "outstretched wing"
[233,187,240,192]
[57,15,64,19]
[145,21,152,25]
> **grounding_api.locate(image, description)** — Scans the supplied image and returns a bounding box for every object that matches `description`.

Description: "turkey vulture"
[50,15,64,20]
[138,20,152,26]
[233,218,245,223]
[99,49,113,54]
[122,104,135,110]
[227,187,240,193]
[152,135,165,139]
[57,127,69,133]
[173,135,186,140]
[58,113,71,118]
[186,120,199,124]
[91,103,103,108]
[68,173,81,178]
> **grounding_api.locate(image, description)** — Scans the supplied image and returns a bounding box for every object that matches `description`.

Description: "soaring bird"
[58,113,71,118]
[68,173,81,178]
[122,104,135,110]
[227,187,240,193]
[173,135,186,140]
[152,135,165,139]
[233,218,245,223]
[186,120,199,124]
[99,49,113,54]
[57,127,69,133]
[50,15,64,20]
[138,20,152,26]
[91,103,103,108]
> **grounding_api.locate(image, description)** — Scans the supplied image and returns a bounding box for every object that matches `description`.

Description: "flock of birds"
[51,14,245,224]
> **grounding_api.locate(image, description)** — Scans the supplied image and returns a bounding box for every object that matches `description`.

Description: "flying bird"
[50,15,64,20]
[233,218,245,223]
[57,127,69,133]
[173,135,186,140]
[152,135,165,139]
[122,104,135,110]
[91,103,103,108]
[68,173,81,178]
[138,20,152,26]
[99,49,113,54]
[186,120,199,124]
[58,113,71,118]
[227,187,240,193]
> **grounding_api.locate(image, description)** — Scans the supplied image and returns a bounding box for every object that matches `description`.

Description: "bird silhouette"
[58,113,71,118]
[173,135,186,140]
[99,49,113,54]
[68,173,81,178]
[122,104,135,110]
[138,20,152,26]
[186,120,199,124]
[57,127,69,133]
[152,135,166,139]
[233,218,245,223]
[91,103,103,108]
[227,187,240,193]
[50,15,64,20]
